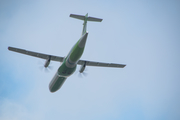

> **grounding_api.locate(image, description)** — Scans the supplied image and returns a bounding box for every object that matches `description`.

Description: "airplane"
[8,13,126,93]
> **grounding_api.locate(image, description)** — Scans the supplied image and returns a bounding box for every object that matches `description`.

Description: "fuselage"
[49,32,88,92]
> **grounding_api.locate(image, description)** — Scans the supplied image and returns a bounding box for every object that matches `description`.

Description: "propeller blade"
[38,60,53,73]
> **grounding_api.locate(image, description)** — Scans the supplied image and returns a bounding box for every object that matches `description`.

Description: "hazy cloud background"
[0,0,180,120]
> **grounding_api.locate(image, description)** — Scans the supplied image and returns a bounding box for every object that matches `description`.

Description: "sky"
[0,0,180,120]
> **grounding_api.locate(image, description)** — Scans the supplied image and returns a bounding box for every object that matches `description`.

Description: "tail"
[70,13,103,36]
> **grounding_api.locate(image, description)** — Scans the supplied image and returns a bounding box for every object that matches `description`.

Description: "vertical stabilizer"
[82,13,88,36]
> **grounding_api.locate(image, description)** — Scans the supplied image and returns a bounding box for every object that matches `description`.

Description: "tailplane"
[70,13,102,36]
[70,14,103,22]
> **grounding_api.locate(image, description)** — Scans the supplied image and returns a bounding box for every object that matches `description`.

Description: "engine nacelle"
[79,61,86,73]
[44,56,51,68]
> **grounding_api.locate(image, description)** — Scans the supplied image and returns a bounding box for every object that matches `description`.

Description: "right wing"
[8,47,64,62]
[77,59,126,68]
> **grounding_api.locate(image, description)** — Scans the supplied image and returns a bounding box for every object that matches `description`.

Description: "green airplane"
[8,13,126,93]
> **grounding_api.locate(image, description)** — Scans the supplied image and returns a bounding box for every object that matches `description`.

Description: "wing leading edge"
[8,46,126,68]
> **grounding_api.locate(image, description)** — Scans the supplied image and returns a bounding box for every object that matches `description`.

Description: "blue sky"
[0,0,180,120]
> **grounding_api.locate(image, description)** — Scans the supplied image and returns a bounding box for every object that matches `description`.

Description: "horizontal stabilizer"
[70,14,103,22]
[70,14,85,20]
[87,16,103,22]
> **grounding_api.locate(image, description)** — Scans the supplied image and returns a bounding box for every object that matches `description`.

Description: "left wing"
[77,59,126,68]
[8,47,64,62]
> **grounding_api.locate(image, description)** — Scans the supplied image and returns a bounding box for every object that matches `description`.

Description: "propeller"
[78,69,88,78]
[76,62,88,78]
[38,59,53,72]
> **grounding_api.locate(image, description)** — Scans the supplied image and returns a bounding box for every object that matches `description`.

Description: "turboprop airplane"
[8,13,126,93]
